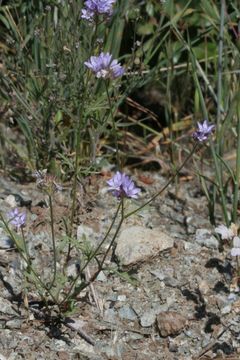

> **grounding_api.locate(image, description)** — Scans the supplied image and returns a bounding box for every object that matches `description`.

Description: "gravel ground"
[0,171,239,360]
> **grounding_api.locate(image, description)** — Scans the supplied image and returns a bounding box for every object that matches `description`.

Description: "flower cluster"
[81,0,116,21]
[84,52,124,79]
[8,208,26,230]
[107,171,141,199]
[193,120,215,142]
[215,224,240,257]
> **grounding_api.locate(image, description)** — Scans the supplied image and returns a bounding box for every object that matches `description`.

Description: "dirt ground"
[0,171,239,360]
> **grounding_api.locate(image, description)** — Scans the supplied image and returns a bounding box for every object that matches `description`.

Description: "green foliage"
[0,0,240,225]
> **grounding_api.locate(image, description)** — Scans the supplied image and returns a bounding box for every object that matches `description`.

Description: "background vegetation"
[0,0,239,186]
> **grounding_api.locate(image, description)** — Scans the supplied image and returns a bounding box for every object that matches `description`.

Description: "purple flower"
[8,208,26,230]
[107,171,141,199]
[193,120,215,142]
[231,236,240,257]
[84,52,124,79]
[81,0,116,21]
[215,224,234,240]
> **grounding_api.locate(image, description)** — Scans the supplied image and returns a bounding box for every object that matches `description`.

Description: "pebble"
[0,227,14,250]
[118,305,137,321]
[115,226,174,266]
[104,308,116,323]
[117,294,126,302]
[163,276,179,288]
[96,271,107,282]
[221,304,232,315]
[4,195,17,207]
[140,310,156,327]
[195,229,219,249]
[6,319,22,329]
[156,311,188,337]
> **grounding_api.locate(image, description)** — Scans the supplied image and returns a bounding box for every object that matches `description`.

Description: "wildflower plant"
[81,0,116,21]
[0,0,239,342]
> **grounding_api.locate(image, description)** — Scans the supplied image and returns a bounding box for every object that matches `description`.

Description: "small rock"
[150,270,165,281]
[117,294,126,302]
[140,310,156,327]
[156,311,188,337]
[0,228,14,249]
[6,319,22,329]
[221,304,232,315]
[0,298,19,316]
[104,308,116,323]
[119,305,137,321]
[115,226,174,266]
[198,280,210,295]
[96,271,107,282]
[163,276,179,288]
[4,195,17,207]
[195,229,219,249]
[57,351,70,360]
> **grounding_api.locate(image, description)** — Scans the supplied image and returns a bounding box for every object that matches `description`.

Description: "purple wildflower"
[231,236,240,257]
[84,52,124,79]
[81,0,116,21]
[193,120,215,142]
[107,171,141,199]
[8,208,26,230]
[215,224,234,240]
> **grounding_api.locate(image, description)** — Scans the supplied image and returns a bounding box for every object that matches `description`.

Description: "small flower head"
[81,0,116,21]
[231,236,240,256]
[33,170,62,194]
[84,52,124,79]
[215,224,234,240]
[193,120,215,142]
[107,171,141,199]
[8,208,26,230]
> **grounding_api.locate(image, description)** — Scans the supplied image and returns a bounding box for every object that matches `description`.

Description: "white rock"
[140,310,156,327]
[115,226,174,266]
[4,195,17,207]
[195,229,219,249]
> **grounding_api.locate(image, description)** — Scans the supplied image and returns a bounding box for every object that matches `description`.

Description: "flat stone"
[104,308,116,323]
[115,226,174,266]
[140,310,156,327]
[118,305,137,321]
[156,311,188,337]
[195,229,219,249]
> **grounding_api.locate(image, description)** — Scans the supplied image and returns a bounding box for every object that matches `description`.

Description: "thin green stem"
[125,143,199,219]
[67,23,99,260]
[59,199,123,306]
[20,227,30,261]
[48,195,57,290]
[210,140,229,226]
[216,0,225,138]
[105,82,120,168]
[0,213,58,306]
[81,200,122,272]
[65,198,125,301]
[232,112,240,223]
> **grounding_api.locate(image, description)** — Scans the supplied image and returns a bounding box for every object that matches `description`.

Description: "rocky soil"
[0,171,239,360]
